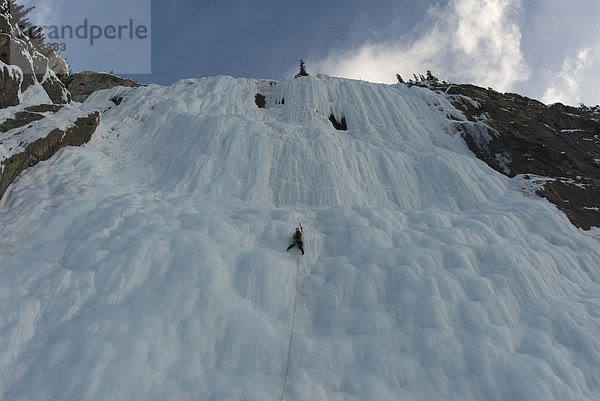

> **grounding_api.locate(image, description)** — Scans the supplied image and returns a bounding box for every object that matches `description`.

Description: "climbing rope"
[278,254,301,401]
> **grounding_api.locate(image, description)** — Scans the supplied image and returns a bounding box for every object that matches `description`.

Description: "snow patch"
[495,152,512,175]
[19,83,53,106]
[0,60,23,80]
[510,174,555,196]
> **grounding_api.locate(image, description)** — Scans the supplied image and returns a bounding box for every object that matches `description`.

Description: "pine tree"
[426,70,439,83]
[295,59,309,78]
[396,74,405,84]
[7,0,34,33]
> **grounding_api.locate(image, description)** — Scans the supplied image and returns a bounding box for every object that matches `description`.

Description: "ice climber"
[286,226,304,255]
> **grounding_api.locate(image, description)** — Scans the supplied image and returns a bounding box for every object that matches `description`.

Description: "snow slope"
[1,75,600,401]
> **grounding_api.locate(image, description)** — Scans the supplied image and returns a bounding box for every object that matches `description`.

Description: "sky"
[21,0,600,106]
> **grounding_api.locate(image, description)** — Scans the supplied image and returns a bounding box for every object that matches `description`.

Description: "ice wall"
[1,75,599,401]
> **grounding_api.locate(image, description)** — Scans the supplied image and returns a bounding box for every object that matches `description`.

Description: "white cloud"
[315,0,530,92]
[19,0,63,26]
[542,44,600,106]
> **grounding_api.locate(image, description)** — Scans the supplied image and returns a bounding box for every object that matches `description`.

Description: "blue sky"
[22,0,600,106]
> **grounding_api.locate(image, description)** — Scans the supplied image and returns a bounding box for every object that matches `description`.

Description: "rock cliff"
[64,71,142,103]
[435,83,600,230]
[0,0,70,106]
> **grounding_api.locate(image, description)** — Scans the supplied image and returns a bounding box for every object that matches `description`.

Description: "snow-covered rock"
[0,0,70,108]
[64,70,142,103]
[0,103,99,199]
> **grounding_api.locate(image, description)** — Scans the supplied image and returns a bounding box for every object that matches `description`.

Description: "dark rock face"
[64,71,141,103]
[0,109,100,200]
[22,104,64,113]
[0,1,8,34]
[441,84,600,230]
[0,109,45,132]
[41,70,71,104]
[0,60,21,107]
[62,111,100,146]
